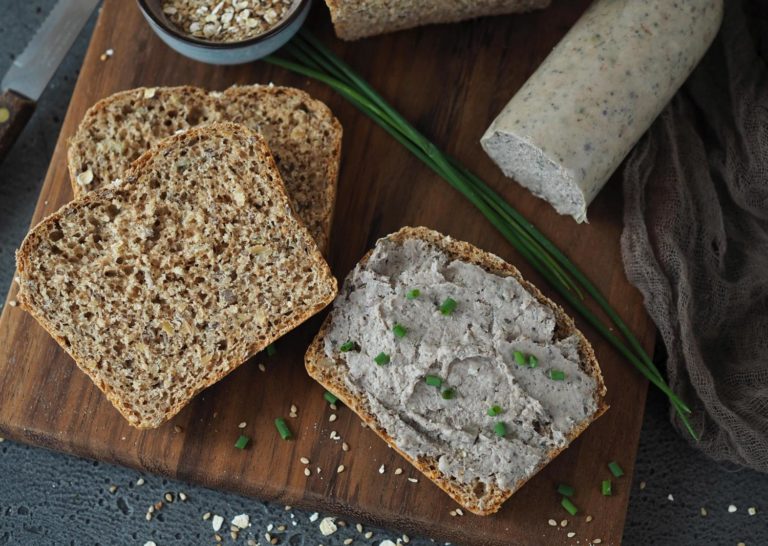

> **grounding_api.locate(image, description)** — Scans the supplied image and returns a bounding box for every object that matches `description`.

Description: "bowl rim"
[136,0,310,49]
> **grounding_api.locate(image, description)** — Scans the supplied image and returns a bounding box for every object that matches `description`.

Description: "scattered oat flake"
[737,543,746,546]
[178,492,187,501]
[285,505,292,511]
[342,442,350,452]
[455,508,464,516]
[258,363,266,372]
[567,532,576,538]
[319,517,338,536]
[639,481,646,490]
[700,507,708,516]
[143,87,156,99]
[108,485,117,494]
[667,494,674,502]
[9,300,17,307]
[304,468,311,477]
[214,534,222,543]
[203,512,211,520]
[356,523,363,533]
[593,539,602,544]
[395,468,403,475]
[402,534,410,543]
[365,531,373,539]
[548,519,557,527]
[449,510,457,517]
[379,465,386,474]
[300,457,310,464]
[144,542,156,546]
[407,478,418,483]
[748,507,757,516]
[164,492,174,503]
[238,421,247,428]
[136,478,145,486]
[560,519,568,527]
[329,414,338,422]
[728,505,737,513]
[232,514,250,529]
[344,540,353,545]
[337,464,345,473]
[309,512,319,522]
[212,514,224,532]
[585,515,593,522]
[173,425,183,433]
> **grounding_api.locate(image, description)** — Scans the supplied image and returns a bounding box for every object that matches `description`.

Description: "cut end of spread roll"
[481,131,588,223]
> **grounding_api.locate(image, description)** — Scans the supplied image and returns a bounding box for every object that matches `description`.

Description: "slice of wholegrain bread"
[17,122,338,428]
[67,85,342,252]
[305,226,607,515]
[324,0,551,41]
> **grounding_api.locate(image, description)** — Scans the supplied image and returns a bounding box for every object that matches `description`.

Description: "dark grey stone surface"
[1,2,766,545]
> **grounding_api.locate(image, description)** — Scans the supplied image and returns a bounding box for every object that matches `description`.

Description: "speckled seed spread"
[324,238,598,490]
[162,0,294,42]
[481,0,723,222]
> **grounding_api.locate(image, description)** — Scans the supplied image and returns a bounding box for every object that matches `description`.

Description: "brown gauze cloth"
[621,0,768,471]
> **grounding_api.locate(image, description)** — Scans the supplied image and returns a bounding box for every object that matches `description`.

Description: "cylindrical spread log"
[481,0,724,223]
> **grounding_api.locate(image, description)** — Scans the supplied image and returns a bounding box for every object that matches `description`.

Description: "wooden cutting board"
[0,1,653,544]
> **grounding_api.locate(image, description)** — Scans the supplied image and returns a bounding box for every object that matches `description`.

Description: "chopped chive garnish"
[275,418,293,440]
[323,391,339,404]
[339,340,358,352]
[528,355,539,368]
[374,352,390,366]
[406,289,421,299]
[608,461,624,478]
[561,497,579,516]
[234,435,250,449]
[441,387,456,400]
[425,375,442,388]
[266,343,277,356]
[557,484,574,497]
[393,323,408,338]
[602,479,612,496]
[439,297,457,315]
[549,369,566,381]
[513,350,527,366]
[493,422,507,437]
[487,405,503,417]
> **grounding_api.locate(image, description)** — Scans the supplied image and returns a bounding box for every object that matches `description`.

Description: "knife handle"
[0,90,36,163]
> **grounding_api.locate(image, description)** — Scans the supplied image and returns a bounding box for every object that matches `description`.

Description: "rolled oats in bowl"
[162,0,295,42]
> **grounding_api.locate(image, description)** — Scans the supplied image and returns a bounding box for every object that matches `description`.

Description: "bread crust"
[66,85,343,253]
[18,123,338,428]
[324,0,551,40]
[304,226,607,515]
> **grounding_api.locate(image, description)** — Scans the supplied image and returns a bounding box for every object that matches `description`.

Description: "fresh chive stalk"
[374,352,391,366]
[339,340,358,352]
[275,418,293,440]
[266,343,277,357]
[557,484,575,497]
[324,391,339,404]
[264,31,697,440]
[406,289,421,299]
[602,479,612,496]
[393,323,408,338]
[608,461,624,478]
[561,497,579,516]
[441,387,456,400]
[234,435,250,449]
[528,355,539,368]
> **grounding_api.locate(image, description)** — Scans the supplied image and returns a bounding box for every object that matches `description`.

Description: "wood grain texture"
[0,1,652,544]
[0,89,36,163]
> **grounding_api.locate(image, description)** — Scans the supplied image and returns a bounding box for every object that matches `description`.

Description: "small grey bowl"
[136,0,311,65]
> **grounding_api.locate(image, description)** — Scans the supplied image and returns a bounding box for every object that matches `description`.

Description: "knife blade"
[0,0,101,163]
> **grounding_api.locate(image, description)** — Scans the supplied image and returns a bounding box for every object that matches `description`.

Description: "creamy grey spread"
[324,238,598,491]
[481,0,723,222]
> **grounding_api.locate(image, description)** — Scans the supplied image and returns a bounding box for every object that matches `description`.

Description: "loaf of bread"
[305,226,606,515]
[67,85,342,252]
[323,0,550,41]
[17,123,338,428]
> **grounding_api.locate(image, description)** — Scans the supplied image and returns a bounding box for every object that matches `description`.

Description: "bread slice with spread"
[67,85,342,253]
[305,226,607,515]
[17,123,338,428]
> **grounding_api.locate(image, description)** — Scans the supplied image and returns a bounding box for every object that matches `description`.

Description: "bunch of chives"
[264,30,696,439]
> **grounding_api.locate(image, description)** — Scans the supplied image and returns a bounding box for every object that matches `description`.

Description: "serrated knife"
[0,0,100,162]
